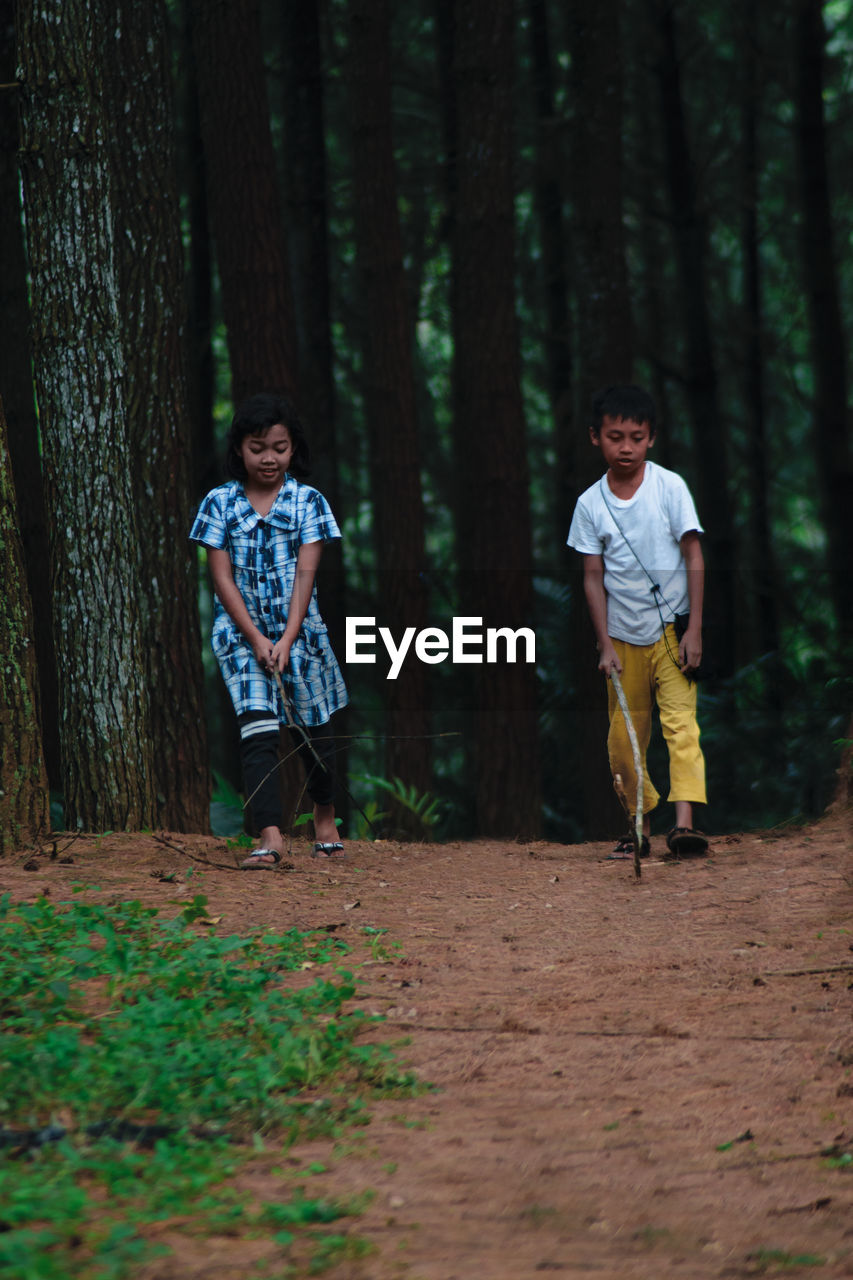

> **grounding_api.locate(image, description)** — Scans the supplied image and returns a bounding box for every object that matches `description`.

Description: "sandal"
[240,848,281,870]
[311,842,346,860]
[664,827,708,858]
[607,832,650,861]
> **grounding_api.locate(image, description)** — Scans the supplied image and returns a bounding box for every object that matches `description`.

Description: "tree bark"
[0,0,61,789]
[280,0,348,828]
[189,0,298,404]
[0,395,49,854]
[567,0,632,839]
[453,0,541,837]
[793,0,853,662]
[178,0,217,502]
[740,0,780,662]
[527,0,573,561]
[345,0,432,808]
[651,0,736,678]
[108,0,210,832]
[17,0,157,830]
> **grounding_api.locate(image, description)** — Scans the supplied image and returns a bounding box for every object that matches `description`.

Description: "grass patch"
[745,1249,827,1272]
[0,891,421,1278]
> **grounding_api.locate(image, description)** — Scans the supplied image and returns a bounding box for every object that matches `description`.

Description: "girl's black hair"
[225,392,312,480]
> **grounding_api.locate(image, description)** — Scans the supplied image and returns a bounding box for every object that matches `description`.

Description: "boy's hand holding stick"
[609,667,643,879]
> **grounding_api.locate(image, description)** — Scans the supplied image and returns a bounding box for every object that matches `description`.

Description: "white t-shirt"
[567,460,703,646]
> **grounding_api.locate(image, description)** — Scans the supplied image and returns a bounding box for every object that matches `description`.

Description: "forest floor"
[4,809,853,1280]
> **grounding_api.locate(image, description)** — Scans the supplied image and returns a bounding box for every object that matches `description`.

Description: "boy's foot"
[607,832,650,860]
[311,842,346,860]
[664,827,708,858]
[240,848,281,869]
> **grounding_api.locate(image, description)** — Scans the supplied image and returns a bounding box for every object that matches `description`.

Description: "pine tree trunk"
[178,0,217,501]
[280,0,349,828]
[108,0,210,832]
[0,0,61,789]
[453,0,541,837]
[741,0,780,662]
[190,0,298,404]
[281,0,338,512]
[652,0,736,678]
[17,0,157,830]
[793,0,853,661]
[568,0,632,839]
[527,0,573,563]
[0,396,49,854]
[345,0,432,811]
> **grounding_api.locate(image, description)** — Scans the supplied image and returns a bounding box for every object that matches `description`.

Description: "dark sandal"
[311,842,346,860]
[664,827,708,858]
[607,832,650,860]
[240,848,281,870]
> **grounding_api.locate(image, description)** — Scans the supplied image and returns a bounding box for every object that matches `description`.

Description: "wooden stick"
[610,668,643,879]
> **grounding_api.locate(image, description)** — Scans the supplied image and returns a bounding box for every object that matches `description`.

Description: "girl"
[190,393,348,867]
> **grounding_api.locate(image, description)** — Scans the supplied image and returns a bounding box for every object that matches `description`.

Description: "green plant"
[351,798,391,840]
[745,1248,826,1271]
[361,925,402,962]
[210,770,246,837]
[354,774,443,838]
[0,892,421,1278]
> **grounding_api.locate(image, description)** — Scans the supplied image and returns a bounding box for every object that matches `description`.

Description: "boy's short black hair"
[590,385,657,437]
[225,392,311,480]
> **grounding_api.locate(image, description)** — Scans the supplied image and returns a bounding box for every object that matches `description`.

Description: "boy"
[567,385,708,859]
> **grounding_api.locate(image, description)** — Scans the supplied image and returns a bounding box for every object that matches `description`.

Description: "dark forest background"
[1,0,852,852]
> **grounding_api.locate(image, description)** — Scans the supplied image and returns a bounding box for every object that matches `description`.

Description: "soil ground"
[4,811,853,1279]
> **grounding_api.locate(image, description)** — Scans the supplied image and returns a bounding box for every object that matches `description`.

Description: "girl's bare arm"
[207,546,274,670]
[271,540,324,672]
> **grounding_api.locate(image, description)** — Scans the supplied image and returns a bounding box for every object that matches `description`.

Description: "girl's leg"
[238,712,284,862]
[287,721,340,846]
[607,638,660,820]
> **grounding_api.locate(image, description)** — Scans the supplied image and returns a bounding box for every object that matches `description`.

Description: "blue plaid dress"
[190,477,348,726]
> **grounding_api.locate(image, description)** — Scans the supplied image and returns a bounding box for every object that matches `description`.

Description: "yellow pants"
[607,625,707,814]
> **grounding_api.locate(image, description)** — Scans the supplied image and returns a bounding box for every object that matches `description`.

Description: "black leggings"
[238,712,337,831]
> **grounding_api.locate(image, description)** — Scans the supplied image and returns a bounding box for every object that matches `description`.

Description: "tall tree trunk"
[568,0,632,839]
[109,0,210,832]
[17,0,157,830]
[190,0,307,824]
[345,0,431,807]
[0,395,49,854]
[741,0,780,662]
[280,0,348,829]
[0,0,61,789]
[794,0,853,661]
[179,0,217,501]
[281,0,339,514]
[189,0,298,404]
[453,0,541,837]
[651,0,736,678]
[527,0,573,561]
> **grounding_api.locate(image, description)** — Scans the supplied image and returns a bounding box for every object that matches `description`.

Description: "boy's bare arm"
[679,532,704,673]
[582,553,621,674]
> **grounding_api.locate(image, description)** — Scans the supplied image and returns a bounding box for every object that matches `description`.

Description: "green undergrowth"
[0,891,420,1279]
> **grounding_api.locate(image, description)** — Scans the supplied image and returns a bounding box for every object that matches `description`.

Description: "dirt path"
[4,813,853,1278]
